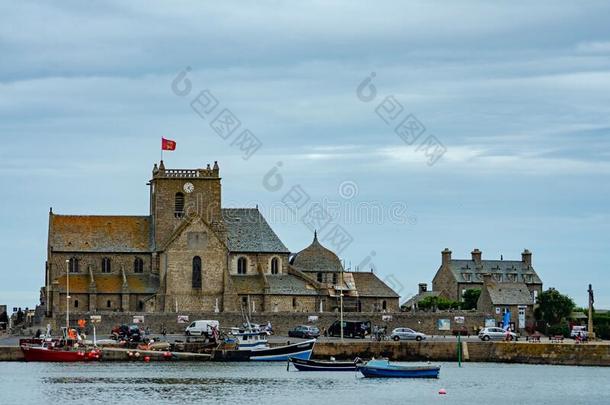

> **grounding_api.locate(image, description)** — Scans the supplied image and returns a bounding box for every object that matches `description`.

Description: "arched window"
[292,297,297,309]
[134,257,144,273]
[237,257,247,275]
[175,192,185,218]
[270,257,279,275]
[106,300,111,308]
[382,300,387,311]
[74,299,79,308]
[317,272,323,282]
[68,257,79,273]
[101,257,111,273]
[192,256,202,288]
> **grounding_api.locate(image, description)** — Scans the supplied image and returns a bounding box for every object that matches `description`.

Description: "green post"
[457,333,462,368]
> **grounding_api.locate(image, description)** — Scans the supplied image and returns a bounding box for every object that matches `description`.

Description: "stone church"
[42,161,399,318]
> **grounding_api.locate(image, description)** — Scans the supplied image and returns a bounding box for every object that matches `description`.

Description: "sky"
[1,1,609,310]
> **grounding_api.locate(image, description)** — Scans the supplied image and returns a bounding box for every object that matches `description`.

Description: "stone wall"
[49,310,486,336]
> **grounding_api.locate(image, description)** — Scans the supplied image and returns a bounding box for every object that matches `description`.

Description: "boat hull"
[21,346,101,362]
[290,358,359,372]
[249,340,315,361]
[358,361,440,378]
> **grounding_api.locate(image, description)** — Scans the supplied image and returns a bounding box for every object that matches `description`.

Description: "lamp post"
[65,259,70,334]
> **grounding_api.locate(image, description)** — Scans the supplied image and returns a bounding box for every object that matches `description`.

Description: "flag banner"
[162,137,176,151]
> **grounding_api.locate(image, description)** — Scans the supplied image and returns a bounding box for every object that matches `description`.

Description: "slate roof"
[222,209,290,253]
[485,282,534,305]
[402,291,441,308]
[50,215,152,253]
[291,232,343,273]
[266,274,318,296]
[351,272,400,298]
[54,274,159,294]
[449,259,542,284]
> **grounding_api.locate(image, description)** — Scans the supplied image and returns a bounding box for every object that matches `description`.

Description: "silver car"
[478,327,518,341]
[390,327,427,341]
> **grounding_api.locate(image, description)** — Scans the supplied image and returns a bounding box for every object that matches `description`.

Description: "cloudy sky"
[1,1,609,310]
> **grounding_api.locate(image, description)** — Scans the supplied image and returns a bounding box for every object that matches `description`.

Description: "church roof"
[351,272,400,298]
[222,208,289,253]
[291,232,344,273]
[50,215,152,253]
[266,274,318,296]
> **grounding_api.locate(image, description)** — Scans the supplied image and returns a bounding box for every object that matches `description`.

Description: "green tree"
[418,296,460,311]
[461,289,481,310]
[534,288,575,325]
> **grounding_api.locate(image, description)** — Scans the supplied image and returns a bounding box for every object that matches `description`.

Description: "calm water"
[1,361,609,404]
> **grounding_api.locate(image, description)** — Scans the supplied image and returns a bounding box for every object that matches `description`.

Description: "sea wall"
[313,341,610,367]
[43,310,485,336]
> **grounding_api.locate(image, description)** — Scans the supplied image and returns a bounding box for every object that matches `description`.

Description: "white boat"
[226,326,315,361]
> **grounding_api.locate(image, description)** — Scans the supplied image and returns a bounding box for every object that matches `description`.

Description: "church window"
[134,257,144,273]
[317,272,323,283]
[138,301,144,311]
[270,257,279,274]
[175,192,185,218]
[192,256,202,288]
[68,257,79,273]
[106,300,111,308]
[74,299,79,308]
[382,300,387,311]
[292,297,297,308]
[101,257,111,273]
[237,257,247,275]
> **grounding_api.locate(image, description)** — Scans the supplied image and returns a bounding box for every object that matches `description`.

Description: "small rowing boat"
[289,357,362,371]
[357,359,440,378]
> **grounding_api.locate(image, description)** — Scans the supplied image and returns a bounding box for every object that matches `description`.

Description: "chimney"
[482,273,492,285]
[418,283,428,294]
[522,249,532,267]
[471,249,482,265]
[441,248,452,267]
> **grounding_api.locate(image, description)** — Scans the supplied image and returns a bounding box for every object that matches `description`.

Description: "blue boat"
[358,359,440,378]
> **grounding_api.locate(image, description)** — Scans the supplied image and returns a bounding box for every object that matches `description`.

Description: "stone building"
[477,274,535,331]
[42,161,399,318]
[432,248,543,303]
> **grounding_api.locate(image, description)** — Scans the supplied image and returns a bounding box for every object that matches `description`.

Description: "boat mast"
[340,265,344,341]
[65,259,70,334]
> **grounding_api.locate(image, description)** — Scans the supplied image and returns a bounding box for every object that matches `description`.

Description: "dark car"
[111,324,143,342]
[288,325,320,339]
[326,320,371,338]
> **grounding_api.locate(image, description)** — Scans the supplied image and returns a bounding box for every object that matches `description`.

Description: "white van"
[185,320,220,336]
[570,325,588,339]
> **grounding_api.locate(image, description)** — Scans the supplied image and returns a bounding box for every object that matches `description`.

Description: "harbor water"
[1,361,609,404]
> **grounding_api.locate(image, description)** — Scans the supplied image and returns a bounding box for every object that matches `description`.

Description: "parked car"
[478,327,518,341]
[111,324,143,342]
[326,320,371,338]
[570,325,588,339]
[288,325,320,339]
[185,320,220,337]
[390,327,427,341]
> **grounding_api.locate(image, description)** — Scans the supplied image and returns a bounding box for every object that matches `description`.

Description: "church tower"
[149,160,222,249]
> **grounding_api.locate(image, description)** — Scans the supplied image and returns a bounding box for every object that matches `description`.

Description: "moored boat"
[21,341,101,362]
[289,357,362,371]
[357,359,440,378]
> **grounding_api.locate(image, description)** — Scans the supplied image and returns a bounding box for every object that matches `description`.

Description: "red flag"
[162,137,176,151]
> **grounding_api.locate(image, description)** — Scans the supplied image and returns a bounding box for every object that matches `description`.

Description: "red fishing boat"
[21,341,101,362]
